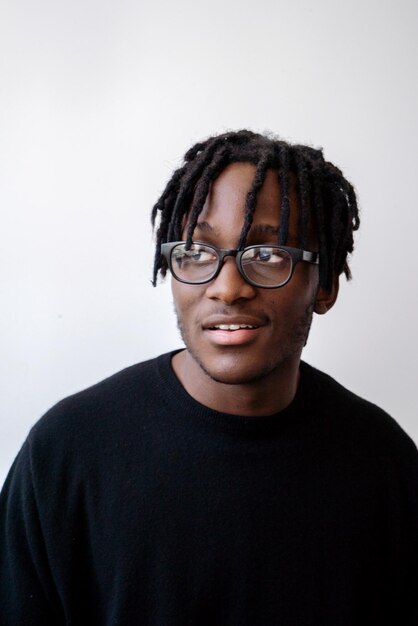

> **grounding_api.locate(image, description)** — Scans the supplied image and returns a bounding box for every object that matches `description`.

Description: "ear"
[314,275,339,315]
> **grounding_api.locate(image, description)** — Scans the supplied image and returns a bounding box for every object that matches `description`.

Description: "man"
[1,130,417,625]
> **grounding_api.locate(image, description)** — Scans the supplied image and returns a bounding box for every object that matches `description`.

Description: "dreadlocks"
[151,129,360,293]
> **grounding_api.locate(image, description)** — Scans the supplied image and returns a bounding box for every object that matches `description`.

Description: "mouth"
[208,324,260,331]
[203,319,265,346]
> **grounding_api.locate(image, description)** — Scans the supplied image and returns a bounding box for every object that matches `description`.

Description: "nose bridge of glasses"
[218,247,239,263]
[216,248,246,277]
[211,247,253,290]
[205,246,257,301]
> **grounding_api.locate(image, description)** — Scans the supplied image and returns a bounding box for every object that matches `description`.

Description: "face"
[171,162,333,387]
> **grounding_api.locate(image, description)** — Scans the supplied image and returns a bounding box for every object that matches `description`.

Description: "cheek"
[171,279,187,314]
[289,265,319,302]
[266,276,318,319]
[171,279,202,316]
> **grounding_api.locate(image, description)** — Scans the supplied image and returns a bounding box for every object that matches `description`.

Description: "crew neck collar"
[155,350,316,436]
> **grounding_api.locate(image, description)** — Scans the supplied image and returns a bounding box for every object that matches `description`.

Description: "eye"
[173,244,217,266]
[257,248,274,262]
[189,248,216,262]
[251,247,286,263]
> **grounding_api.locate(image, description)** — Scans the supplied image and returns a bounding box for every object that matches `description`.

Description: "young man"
[1,130,417,625]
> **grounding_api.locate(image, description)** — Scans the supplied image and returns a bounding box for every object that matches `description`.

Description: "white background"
[1,0,417,486]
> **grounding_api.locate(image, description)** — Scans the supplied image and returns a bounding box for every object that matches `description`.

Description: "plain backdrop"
[1,0,417,487]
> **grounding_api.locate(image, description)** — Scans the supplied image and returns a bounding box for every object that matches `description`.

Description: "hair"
[151,129,360,292]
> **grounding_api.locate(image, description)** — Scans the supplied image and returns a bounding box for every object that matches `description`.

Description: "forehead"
[201,162,282,219]
[191,162,304,245]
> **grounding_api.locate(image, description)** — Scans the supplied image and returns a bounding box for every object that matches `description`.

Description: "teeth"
[214,324,256,330]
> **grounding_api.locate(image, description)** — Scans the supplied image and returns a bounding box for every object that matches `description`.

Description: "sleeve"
[0,439,63,625]
[402,437,418,626]
[385,428,418,626]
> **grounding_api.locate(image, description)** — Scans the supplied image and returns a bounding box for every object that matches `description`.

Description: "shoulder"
[302,359,402,425]
[301,361,418,459]
[28,351,175,449]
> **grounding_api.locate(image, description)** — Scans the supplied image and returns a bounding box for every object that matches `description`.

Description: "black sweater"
[1,352,417,625]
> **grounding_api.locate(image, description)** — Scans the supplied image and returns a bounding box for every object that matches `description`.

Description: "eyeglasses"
[161,241,319,289]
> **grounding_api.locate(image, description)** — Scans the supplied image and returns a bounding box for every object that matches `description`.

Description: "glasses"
[161,241,319,289]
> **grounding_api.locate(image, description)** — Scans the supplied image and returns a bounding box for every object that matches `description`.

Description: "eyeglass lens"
[171,243,292,287]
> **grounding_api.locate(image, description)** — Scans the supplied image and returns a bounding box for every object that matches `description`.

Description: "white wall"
[1,0,417,486]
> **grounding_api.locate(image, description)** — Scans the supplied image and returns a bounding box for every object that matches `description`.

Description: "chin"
[176,313,312,388]
[191,350,298,387]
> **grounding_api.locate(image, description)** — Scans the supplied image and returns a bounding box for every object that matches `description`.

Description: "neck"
[171,349,301,417]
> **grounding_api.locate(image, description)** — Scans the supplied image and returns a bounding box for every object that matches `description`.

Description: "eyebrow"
[194,221,280,238]
[249,224,280,238]
[194,221,217,234]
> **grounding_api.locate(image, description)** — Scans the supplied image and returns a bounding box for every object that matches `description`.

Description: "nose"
[205,256,257,304]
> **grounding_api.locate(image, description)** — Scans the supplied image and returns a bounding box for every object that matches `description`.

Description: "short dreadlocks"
[151,129,359,293]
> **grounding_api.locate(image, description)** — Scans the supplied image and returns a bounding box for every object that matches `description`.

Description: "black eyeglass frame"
[160,241,319,289]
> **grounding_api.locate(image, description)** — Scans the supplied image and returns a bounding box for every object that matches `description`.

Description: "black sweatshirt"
[1,352,417,625]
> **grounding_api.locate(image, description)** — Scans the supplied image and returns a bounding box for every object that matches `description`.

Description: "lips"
[202,315,266,331]
[209,323,258,331]
[202,315,267,346]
